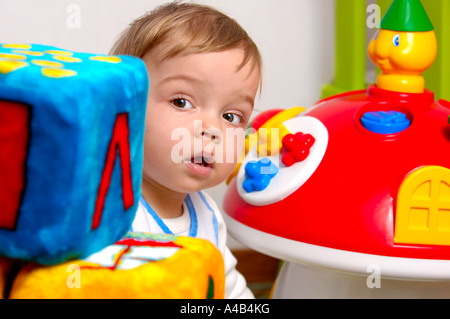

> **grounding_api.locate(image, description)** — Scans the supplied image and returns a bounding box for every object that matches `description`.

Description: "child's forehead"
[145,39,260,77]
[145,46,259,82]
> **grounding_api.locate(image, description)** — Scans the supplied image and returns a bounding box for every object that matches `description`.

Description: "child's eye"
[223,113,243,125]
[393,34,400,47]
[172,98,193,109]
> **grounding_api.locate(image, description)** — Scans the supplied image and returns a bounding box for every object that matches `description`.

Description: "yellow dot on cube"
[2,44,32,50]
[89,56,122,63]
[41,68,77,78]
[0,60,29,74]
[0,53,27,60]
[44,50,73,56]
[12,50,45,57]
[32,60,64,68]
[53,56,82,63]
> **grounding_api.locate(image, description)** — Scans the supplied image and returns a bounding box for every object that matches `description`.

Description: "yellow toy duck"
[368,0,437,94]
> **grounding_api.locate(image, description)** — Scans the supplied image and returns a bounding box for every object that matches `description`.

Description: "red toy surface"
[250,109,283,131]
[224,85,450,260]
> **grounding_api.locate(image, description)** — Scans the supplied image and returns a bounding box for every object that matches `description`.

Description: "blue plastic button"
[361,110,410,134]
[243,158,278,193]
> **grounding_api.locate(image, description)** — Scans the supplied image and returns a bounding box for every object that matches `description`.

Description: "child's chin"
[178,177,224,194]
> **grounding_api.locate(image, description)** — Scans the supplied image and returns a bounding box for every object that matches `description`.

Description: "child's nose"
[194,120,222,142]
[200,127,222,142]
[201,130,216,140]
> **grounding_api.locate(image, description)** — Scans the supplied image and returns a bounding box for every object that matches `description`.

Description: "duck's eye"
[172,98,193,109]
[393,34,400,47]
[223,113,242,125]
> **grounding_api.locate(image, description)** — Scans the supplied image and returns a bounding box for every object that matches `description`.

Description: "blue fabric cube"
[0,44,148,264]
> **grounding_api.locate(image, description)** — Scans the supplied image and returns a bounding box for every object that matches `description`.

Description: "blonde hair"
[110,1,262,80]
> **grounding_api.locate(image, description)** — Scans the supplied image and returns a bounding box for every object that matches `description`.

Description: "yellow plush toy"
[7,232,224,299]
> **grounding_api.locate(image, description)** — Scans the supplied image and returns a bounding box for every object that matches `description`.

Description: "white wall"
[0,0,335,249]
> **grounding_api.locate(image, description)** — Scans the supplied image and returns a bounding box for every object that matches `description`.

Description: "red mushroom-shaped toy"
[223,0,450,298]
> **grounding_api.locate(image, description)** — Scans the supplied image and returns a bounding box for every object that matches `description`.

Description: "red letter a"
[91,113,134,230]
[0,101,30,230]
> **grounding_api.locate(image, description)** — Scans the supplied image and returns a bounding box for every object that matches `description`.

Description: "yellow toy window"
[394,166,450,246]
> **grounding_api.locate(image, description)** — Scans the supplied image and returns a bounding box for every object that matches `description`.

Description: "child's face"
[142,47,259,195]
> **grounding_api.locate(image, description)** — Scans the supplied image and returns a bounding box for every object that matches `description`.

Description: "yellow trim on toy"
[257,107,306,155]
[394,166,450,246]
[226,107,305,184]
[257,126,288,157]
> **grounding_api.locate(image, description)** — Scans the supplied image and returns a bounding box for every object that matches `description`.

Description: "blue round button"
[361,110,410,134]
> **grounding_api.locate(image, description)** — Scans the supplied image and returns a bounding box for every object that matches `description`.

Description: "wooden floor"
[232,249,281,299]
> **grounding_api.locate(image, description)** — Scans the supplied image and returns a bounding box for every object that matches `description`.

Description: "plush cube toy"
[0,43,148,265]
[7,232,225,299]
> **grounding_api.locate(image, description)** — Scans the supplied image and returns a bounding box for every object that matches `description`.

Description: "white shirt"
[131,191,254,299]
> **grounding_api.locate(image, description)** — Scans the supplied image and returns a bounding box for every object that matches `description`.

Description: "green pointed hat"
[381,0,433,32]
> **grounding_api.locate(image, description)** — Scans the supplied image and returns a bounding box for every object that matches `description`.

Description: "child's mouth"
[184,154,215,176]
[191,155,214,168]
